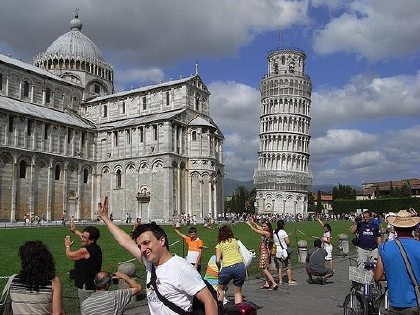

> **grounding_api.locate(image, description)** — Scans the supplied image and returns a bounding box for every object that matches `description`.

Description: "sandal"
[260,285,270,290]
[269,284,279,290]
[288,280,298,285]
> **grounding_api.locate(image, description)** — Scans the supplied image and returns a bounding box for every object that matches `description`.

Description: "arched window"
[83,169,89,183]
[153,125,158,141]
[23,81,30,97]
[121,101,126,114]
[116,169,122,188]
[142,97,147,110]
[195,97,199,110]
[0,73,3,90]
[103,105,108,117]
[19,161,27,179]
[55,165,61,180]
[192,131,197,141]
[166,91,170,105]
[45,87,51,103]
[139,127,144,143]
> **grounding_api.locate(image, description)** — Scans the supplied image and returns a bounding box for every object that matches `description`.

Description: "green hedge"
[332,197,420,214]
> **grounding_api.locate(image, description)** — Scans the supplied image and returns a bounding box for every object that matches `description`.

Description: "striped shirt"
[10,277,53,315]
[81,289,132,315]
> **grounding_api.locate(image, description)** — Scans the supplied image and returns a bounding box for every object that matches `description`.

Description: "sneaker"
[288,280,298,285]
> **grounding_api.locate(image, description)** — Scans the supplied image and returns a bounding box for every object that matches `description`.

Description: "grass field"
[0,219,356,314]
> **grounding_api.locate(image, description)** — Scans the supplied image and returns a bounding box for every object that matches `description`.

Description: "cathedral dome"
[43,14,105,62]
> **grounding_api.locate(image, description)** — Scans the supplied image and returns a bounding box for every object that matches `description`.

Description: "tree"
[401,180,412,197]
[332,184,356,200]
[307,193,316,212]
[315,190,324,213]
[225,185,255,214]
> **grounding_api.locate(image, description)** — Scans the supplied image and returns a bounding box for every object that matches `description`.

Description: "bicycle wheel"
[343,291,368,315]
[377,292,389,315]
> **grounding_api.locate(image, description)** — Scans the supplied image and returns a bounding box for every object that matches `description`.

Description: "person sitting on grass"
[305,238,334,285]
[173,226,204,273]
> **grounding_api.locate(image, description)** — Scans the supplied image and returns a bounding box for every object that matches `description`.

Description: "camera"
[112,274,119,284]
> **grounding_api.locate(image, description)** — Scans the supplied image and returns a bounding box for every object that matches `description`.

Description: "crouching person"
[81,271,141,315]
[305,239,334,285]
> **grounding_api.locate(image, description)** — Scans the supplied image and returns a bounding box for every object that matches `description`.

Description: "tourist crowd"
[3,201,420,315]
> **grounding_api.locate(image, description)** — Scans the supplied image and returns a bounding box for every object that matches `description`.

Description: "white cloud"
[312,0,420,60]
[384,125,420,163]
[311,129,376,159]
[209,81,260,181]
[340,151,385,169]
[113,68,164,92]
[311,72,420,136]
[0,0,310,67]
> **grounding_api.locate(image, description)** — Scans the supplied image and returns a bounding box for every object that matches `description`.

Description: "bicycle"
[343,258,389,315]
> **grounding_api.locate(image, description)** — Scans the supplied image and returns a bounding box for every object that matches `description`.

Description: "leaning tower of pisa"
[254,48,312,216]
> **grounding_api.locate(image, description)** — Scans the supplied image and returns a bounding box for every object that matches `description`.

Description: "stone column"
[29,162,35,218]
[177,164,181,214]
[46,165,52,221]
[188,174,192,216]
[76,165,81,220]
[10,161,17,222]
[63,164,68,219]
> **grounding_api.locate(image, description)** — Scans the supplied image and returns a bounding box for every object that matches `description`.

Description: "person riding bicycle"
[374,210,420,315]
[351,210,381,267]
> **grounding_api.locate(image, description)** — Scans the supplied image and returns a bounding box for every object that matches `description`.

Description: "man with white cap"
[374,210,420,314]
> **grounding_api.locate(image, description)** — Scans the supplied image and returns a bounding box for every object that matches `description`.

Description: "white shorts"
[324,244,333,260]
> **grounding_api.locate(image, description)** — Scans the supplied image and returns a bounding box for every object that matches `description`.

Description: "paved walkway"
[124,254,352,315]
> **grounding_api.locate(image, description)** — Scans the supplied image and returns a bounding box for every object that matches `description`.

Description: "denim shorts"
[218,262,246,287]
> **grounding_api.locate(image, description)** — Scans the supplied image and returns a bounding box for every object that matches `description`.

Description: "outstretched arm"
[69,222,83,239]
[173,227,187,239]
[97,196,141,259]
[246,221,270,237]
[317,218,324,227]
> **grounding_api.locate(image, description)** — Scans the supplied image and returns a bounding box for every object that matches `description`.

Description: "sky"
[1,0,419,186]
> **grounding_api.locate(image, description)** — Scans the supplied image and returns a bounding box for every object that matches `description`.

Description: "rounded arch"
[102,165,110,174]
[151,159,163,172]
[138,161,149,173]
[126,162,136,174]
[53,161,64,181]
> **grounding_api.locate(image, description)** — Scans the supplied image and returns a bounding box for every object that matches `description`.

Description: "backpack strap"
[395,238,420,307]
[148,265,190,315]
[0,274,17,304]
[275,231,285,250]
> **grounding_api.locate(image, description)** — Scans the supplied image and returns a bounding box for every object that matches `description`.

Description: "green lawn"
[0,220,356,314]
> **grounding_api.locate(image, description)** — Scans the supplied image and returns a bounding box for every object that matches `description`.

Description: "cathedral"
[0,14,224,223]
[254,48,312,216]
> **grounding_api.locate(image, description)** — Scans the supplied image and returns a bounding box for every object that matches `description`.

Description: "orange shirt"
[185,237,203,252]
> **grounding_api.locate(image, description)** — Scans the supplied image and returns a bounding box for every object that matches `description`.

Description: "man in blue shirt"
[375,210,420,314]
[351,210,382,266]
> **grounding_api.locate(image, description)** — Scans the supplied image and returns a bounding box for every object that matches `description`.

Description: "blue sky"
[1,0,419,186]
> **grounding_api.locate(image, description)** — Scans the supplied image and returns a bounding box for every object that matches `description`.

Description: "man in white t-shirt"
[98,197,217,315]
